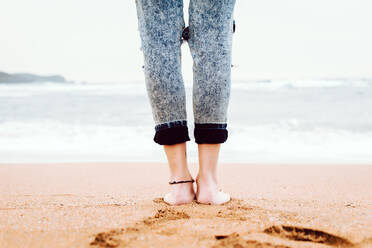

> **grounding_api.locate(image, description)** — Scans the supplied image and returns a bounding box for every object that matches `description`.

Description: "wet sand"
[1,162,372,248]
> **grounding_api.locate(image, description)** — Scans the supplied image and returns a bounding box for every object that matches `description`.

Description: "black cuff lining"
[194,123,228,144]
[154,126,191,145]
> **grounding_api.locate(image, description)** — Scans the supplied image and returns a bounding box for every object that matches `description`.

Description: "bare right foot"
[195,175,230,205]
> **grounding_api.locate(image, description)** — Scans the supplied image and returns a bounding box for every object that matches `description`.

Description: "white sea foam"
[1,120,371,164]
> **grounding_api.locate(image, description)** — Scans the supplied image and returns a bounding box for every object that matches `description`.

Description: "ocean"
[1,79,372,164]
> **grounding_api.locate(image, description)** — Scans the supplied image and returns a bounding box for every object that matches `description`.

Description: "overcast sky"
[1,0,371,82]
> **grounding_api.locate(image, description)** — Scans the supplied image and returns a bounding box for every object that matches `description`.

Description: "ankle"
[167,180,196,199]
[169,170,193,182]
[196,172,216,184]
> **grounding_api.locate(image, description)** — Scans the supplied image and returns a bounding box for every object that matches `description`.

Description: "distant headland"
[0,71,72,84]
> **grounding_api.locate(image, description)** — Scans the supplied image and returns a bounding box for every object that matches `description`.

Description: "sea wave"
[1,120,371,164]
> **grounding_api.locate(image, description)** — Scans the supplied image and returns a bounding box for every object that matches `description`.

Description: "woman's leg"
[188,0,236,204]
[163,143,195,205]
[135,0,191,145]
[135,0,195,205]
[196,144,230,204]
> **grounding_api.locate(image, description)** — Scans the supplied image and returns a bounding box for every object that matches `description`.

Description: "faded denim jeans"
[135,0,236,145]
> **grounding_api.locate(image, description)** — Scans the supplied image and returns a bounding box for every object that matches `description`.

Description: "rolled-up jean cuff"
[194,123,228,144]
[154,120,191,145]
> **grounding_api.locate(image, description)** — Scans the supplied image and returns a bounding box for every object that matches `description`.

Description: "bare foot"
[195,175,230,205]
[163,182,196,205]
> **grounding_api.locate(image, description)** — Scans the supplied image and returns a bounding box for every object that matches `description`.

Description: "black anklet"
[169,179,195,185]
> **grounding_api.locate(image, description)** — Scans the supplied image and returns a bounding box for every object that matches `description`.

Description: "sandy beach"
[1,162,371,248]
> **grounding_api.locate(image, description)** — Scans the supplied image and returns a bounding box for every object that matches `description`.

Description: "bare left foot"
[163,182,196,205]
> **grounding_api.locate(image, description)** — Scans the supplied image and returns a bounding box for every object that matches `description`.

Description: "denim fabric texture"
[135,0,236,145]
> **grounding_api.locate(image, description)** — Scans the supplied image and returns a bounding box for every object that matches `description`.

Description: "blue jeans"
[135,0,236,145]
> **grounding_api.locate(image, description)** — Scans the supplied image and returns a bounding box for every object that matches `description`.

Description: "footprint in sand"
[263,225,353,247]
[90,208,190,248]
[213,225,357,248]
